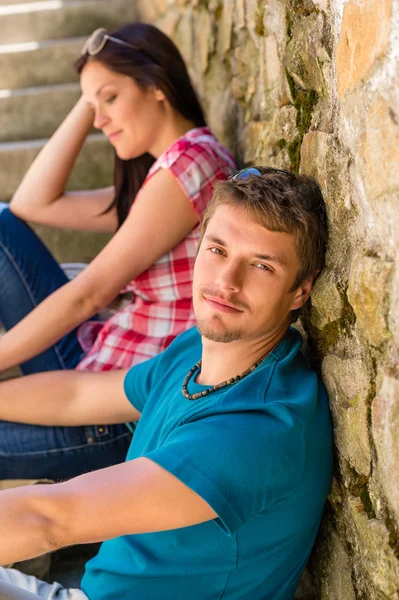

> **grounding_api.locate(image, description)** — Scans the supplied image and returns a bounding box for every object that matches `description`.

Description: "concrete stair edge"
[0,133,114,203]
[0,37,84,90]
[0,0,138,44]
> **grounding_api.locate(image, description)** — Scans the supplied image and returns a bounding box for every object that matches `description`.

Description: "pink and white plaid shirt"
[76,127,236,372]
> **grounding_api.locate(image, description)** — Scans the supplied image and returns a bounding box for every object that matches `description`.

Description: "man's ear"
[290,276,315,311]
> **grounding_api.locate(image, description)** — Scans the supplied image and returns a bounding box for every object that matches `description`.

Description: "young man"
[0,167,332,600]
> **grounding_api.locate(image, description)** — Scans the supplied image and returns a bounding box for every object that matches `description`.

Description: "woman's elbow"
[73,284,112,318]
[8,198,29,221]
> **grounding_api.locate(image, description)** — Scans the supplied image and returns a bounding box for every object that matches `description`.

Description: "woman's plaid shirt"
[76,127,236,372]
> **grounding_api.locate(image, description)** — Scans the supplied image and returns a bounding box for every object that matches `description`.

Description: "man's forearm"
[0,485,60,566]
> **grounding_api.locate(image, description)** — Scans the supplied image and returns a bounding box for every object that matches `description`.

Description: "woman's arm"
[0,369,139,427]
[10,96,117,233]
[0,168,199,371]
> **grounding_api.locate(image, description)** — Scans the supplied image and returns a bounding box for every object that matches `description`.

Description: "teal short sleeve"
[123,353,162,413]
[144,402,305,535]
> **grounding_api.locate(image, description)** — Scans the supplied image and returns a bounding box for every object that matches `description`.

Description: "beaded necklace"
[181,352,270,401]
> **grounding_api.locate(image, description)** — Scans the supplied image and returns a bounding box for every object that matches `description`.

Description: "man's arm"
[0,458,217,565]
[0,369,140,426]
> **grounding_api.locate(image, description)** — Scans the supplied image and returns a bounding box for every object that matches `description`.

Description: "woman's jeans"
[0,204,131,480]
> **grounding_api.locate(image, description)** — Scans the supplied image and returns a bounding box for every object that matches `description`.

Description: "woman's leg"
[0,204,131,480]
[0,203,82,374]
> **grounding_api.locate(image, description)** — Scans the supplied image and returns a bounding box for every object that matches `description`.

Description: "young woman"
[0,23,236,480]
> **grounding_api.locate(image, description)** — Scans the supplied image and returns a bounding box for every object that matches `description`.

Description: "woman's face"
[80,60,166,160]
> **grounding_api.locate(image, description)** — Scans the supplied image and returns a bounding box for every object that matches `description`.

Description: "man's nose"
[216,260,243,292]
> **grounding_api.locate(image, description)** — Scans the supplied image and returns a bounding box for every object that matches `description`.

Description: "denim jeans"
[0,204,131,480]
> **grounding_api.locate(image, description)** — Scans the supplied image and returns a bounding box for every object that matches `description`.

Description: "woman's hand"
[9,98,118,233]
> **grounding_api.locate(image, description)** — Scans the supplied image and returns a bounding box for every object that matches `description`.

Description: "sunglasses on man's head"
[229,167,326,216]
[229,167,295,181]
[81,28,138,56]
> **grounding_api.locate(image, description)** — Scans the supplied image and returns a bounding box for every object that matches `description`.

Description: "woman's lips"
[204,296,244,313]
[107,130,122,141]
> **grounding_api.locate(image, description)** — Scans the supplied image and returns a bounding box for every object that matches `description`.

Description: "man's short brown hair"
[201,167,328,291]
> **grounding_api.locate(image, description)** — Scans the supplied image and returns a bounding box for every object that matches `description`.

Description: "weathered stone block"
[197,9,214,74]
[299,131,330,189]
[347,255,393,346]
[310,272,343,329]
[372,375,399,524]
[156,8,181,38]
[336,0,392,99]
[240,105,297,166]
[262,33,292,107]
[319,531,356,600]
[322,355,372,476]
[361,95,399,201]
[174,8,195,68]
[346,496,399,598]
[231,37,259,104]
[284,12,330,95]
[218,0,234,54]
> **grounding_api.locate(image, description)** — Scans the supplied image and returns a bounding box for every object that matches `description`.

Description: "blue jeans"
[0,204,131,480]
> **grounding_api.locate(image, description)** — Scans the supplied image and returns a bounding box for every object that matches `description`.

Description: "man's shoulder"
[225,326,327,424]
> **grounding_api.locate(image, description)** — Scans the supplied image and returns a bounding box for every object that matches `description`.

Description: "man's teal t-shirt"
[82,326,332,600]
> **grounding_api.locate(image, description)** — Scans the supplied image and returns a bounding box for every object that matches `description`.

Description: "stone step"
[6,84,92,142]
[0,0,95,4]
[0,133,114,202]
[0,83,82,142]
[0,37,84,90]
[0,0,137,44]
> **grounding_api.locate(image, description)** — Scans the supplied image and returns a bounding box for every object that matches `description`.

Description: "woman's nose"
[93,109,109,130]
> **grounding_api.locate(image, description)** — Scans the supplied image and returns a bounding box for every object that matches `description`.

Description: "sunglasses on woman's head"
[81,28,138,56]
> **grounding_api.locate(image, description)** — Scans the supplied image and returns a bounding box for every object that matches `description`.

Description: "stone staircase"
[0,0,137,380]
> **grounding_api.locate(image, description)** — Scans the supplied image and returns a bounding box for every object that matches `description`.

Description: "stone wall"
[134,1,399,597]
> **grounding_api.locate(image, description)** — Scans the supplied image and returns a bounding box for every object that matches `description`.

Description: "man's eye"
[255,263,272,272]
[210,247,224,255]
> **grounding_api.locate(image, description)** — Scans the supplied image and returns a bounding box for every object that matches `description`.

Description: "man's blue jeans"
[0,204,131,480]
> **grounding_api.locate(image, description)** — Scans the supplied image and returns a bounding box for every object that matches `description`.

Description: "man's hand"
[0,369,140,427]
[0,459,217,565]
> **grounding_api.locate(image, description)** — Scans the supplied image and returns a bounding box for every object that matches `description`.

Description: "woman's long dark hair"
[75,23,207,227]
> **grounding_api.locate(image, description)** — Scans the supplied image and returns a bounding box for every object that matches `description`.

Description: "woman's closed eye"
[105,94,117,104]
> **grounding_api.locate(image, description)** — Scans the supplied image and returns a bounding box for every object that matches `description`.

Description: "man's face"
[193,203,313,344]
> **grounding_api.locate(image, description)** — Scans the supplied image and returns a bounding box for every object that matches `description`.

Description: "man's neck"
[197,324,290,386]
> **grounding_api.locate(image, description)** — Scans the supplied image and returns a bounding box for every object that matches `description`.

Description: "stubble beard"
[196,314,245,343]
